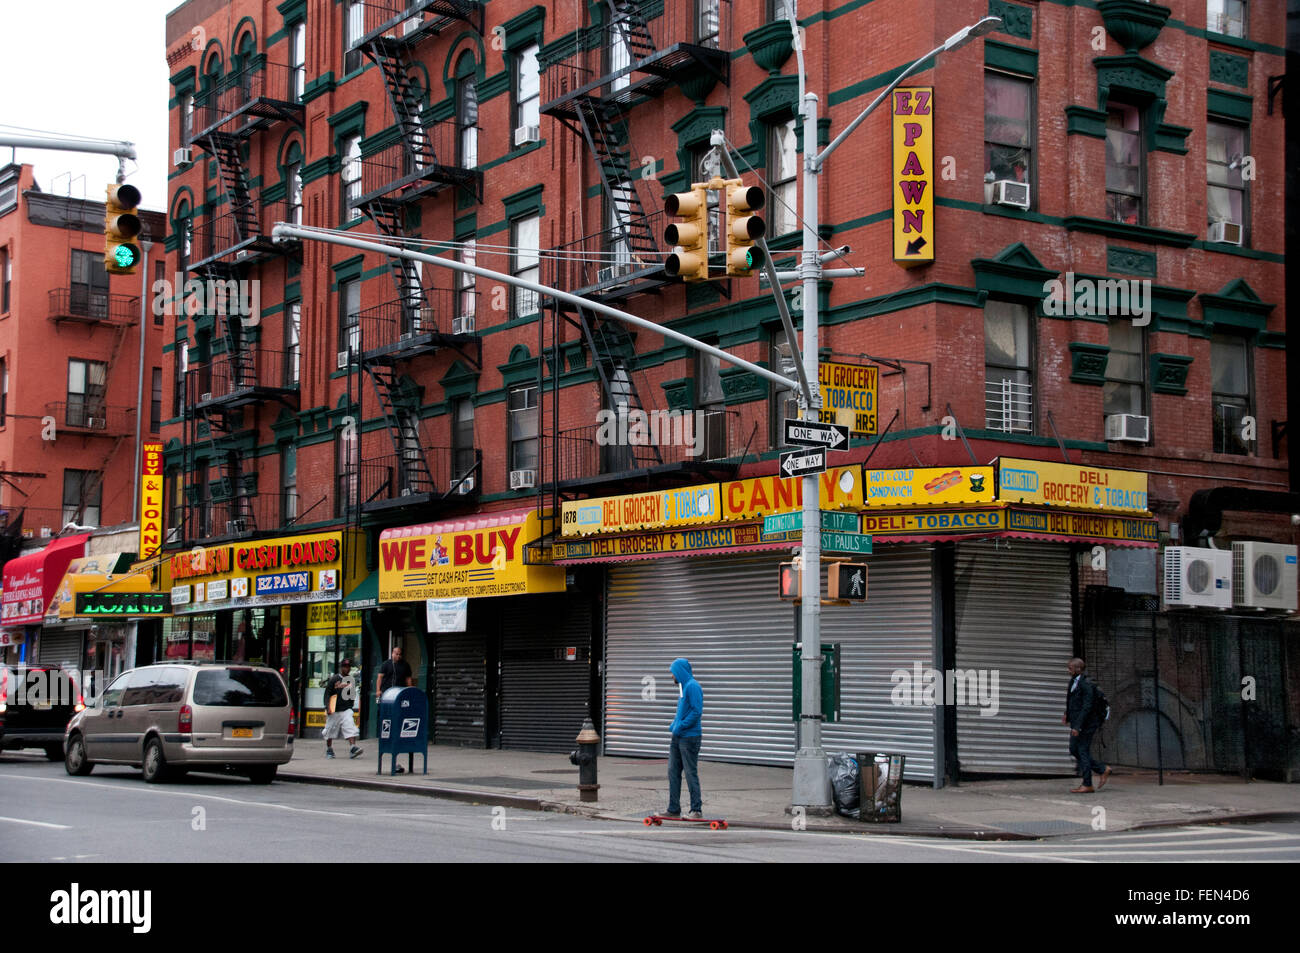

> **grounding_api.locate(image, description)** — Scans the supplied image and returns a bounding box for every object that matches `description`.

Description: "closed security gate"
[433,632,486,747]
[605,548,937,779]
[499,594,593,753]
[38,629,83,669]
[955,541,1074,774]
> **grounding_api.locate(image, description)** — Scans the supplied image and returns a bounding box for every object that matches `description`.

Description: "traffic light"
[827,562,868,602]
[724,178,766,277]
[104,183,143,275]
[663,184,709,282]
[778,561,801,602]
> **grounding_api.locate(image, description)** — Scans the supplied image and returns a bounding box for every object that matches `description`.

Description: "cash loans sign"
[892,87,934,266]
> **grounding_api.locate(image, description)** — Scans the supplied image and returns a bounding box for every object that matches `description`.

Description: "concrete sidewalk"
[279,740,1300,839]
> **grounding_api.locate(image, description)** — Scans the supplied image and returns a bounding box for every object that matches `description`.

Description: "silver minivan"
[64,663,295,783]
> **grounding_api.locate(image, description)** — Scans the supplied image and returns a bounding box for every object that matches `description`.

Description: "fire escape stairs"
[577,306,662,468]
[367,363,436,497]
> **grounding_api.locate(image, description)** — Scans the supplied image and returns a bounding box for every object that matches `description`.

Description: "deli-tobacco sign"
[996,457,1149,514]
[561,484,721,537]
[862,507,1158,544]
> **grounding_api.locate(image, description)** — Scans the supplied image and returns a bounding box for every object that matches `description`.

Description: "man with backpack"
[1063,657,1111,793]
[323,658,363,760]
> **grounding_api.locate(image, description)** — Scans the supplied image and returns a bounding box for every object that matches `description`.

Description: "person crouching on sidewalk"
[323,658,363,760]
[665,657,704,818]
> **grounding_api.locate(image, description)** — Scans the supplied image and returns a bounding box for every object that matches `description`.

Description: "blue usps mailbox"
[378,687,428,775]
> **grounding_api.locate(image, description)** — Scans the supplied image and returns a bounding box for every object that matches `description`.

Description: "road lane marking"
[0,814,71,830]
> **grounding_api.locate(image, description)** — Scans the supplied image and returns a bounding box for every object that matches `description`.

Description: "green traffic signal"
[113,244,139,268]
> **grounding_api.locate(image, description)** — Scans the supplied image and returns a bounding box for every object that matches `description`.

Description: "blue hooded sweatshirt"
[669,658,703,738]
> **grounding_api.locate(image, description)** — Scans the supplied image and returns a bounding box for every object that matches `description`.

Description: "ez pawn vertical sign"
[892,87,934,266]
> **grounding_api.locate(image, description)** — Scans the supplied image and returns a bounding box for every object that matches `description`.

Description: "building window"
[150,367,163,432]
[513,42,540,136]
[984,71,1033,204]
[287,158,304,226]
[1,246,10,313]
[453,398,476,483]
[606,179,635,271]
[67,359,107,428]
[0,181,16,214]
[457,240,476,323]
[984,300,1033,433]
[341,135,362,221]
[1103,320,1145,419]
[62,470,102,528]
[335,428,357,517]
[281,444,297,524]
[508,384,539,474]
[1211,333,1253,455]
[510,215,540,318]
[1208,0,1246,37]
[344,1,364,74]
[180,92,193,143]
[0,358,7,426]
[457,63,478,168]
[769,118,798,237]
[1105,103,1144,225]
[291,21,306,100]
[1207,120,1249,245]
[339,280,360,356]
[609,11,632,93]
[697,0,720,44]
[285,301,301,385]
[768,0,796,18]
[71,249,109,317]
[195,461,211,538]
[154,259,165,325]
[174,343,188,416]
[166,467,183,542]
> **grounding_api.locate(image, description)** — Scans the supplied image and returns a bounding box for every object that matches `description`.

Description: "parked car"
[64,662,295,783]
[0,665,84,760]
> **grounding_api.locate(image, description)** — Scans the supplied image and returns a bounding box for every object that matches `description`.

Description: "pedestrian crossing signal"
[778,562,801,602]
[827,562,867,602]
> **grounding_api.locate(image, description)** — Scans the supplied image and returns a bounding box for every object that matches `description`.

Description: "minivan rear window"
[193,669,287,707]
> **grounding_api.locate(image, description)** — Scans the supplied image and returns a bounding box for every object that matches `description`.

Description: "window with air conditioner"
[1103,318,1148,442]
[509,383,539,476]
[984,70,1034,209]
[453,398,476,490]
[1207,119,1249,247]
[984,301,1033,433]
[512,42,539,145]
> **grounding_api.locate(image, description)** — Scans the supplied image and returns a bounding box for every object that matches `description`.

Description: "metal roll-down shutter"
[499,594,592,753]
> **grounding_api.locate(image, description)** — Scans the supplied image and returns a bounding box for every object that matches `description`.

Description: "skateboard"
[643,814,729,830]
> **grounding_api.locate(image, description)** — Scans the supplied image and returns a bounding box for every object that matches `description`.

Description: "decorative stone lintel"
[1069,342,1111,384]
[1150,353,1192,395]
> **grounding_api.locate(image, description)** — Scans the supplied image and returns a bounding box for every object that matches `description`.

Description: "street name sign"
[763,510,860,537]
[820,532,873,554]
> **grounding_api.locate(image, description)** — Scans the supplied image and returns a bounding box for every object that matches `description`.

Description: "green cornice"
[301,72,335,104]
[277,0,307,27]
[1063,216,1197,248]
[971,242,1058,301]
[502,183,544,219]
[170,67,197,96]
[501,6,546,53]
[1069,342,1110,384]
[1065,105,1108,138]
[1150,353,1193,395]
[301,155,336,184]
[479,71,509,100]
[985,39,1038,77]
[498,344,538,388]
[1207,88,1253,122]
[1199,278,1274,333]
[440,359,480,399]
[328,101,368,131]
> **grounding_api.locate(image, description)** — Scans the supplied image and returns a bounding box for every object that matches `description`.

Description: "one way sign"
[784,419,850,451]
[779,447,827,478]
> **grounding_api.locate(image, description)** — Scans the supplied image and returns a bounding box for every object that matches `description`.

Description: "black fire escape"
[536,0,737,525]
[346,0,484,515]
[182,58,304,542]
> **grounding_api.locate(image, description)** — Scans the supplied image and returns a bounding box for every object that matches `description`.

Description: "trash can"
[378,686,428,775]
[858,752,904,823]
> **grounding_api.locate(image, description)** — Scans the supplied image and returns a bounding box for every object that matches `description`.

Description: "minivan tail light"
[288,705,296,737]
[179,704,193,733]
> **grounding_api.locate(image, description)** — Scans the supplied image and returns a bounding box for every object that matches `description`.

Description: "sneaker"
[325,748,335,759]
[687,811,703,820]
[394,764,406,774]
[349,745,364,759]
[662,809,681,817]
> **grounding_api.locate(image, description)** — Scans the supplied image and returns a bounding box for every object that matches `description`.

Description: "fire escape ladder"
[577,305,663,467]
[605,0,656,60]
[367,364,436,495]
[574,99,657,264]
[364,200,425,335]
[367,40,435,170]
[207,132,258,245]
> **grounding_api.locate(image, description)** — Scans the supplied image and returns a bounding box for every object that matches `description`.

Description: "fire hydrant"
[569,718,601,802]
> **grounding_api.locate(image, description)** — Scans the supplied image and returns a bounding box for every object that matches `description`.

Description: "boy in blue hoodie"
[666,657,704,818]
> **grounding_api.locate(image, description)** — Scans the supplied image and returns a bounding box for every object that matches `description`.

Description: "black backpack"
[1090,684,1110,724]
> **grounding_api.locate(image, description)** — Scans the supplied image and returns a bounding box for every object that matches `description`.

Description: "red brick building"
[159,1,1292,777]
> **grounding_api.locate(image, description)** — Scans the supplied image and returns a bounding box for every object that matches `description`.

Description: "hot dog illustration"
[923,470,962,495]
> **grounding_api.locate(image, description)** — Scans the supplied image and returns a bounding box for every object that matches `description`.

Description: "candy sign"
[892,87,934,266]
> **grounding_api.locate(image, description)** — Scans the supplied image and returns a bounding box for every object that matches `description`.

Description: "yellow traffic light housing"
[827,562,868,602]
[663,184,710,282]
[778,561,801,602]
[104,183,143,275]
[724,179,766,277]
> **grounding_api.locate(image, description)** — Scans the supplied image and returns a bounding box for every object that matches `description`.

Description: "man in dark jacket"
[666,657,704,818]
[1063,657,1111,793]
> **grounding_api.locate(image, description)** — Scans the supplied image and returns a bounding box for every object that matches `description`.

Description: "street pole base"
[787,804,835,817]
[578,784,599,803]
[792,748,832,809]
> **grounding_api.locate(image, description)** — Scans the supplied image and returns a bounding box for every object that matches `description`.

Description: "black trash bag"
[827,752,860,819]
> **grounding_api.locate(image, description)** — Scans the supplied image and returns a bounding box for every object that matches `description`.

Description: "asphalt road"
[2,756,1298,863]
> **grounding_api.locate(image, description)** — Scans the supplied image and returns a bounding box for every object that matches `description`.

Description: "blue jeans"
[668,734,702,814]
[1069,727,1107,786]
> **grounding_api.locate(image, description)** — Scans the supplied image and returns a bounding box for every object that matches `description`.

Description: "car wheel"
[142,738,169,784]
[247,765,276,785]
[44,743,64,762]
[65,734,94,776]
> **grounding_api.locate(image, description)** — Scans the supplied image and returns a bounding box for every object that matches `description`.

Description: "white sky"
[0,0,177,214]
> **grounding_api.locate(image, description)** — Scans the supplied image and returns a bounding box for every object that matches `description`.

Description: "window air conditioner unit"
[514,125,540,147]
[456,475,476,495]
[173,148,193,168]
[1163,546,1232,609]
[235,250,250,261]
[509,468,536,490]
[1105,413,1150,444]
[991,179,1031,210]
[598,262,636,284]
[226,518,248,535]
[1232,542,1298,611]
[1208,221,1243,245]
[337,351,351,370]
[85,417,103,430]
[452,314,475,335]
[199,392,213,402]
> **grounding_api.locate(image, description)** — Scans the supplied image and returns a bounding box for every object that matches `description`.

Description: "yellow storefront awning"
[45,560,166,622]
[379,508,566,602]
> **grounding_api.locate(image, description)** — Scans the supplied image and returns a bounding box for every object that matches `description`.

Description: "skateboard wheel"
[722,821,729,829]
[643,817,653,826]
[654,818,662,825]
[709,821,720,830]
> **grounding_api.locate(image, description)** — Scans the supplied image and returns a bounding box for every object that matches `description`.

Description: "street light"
[789,16,1002,811]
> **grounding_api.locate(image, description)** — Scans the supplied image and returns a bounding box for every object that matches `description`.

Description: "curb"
[277,771,545,812]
